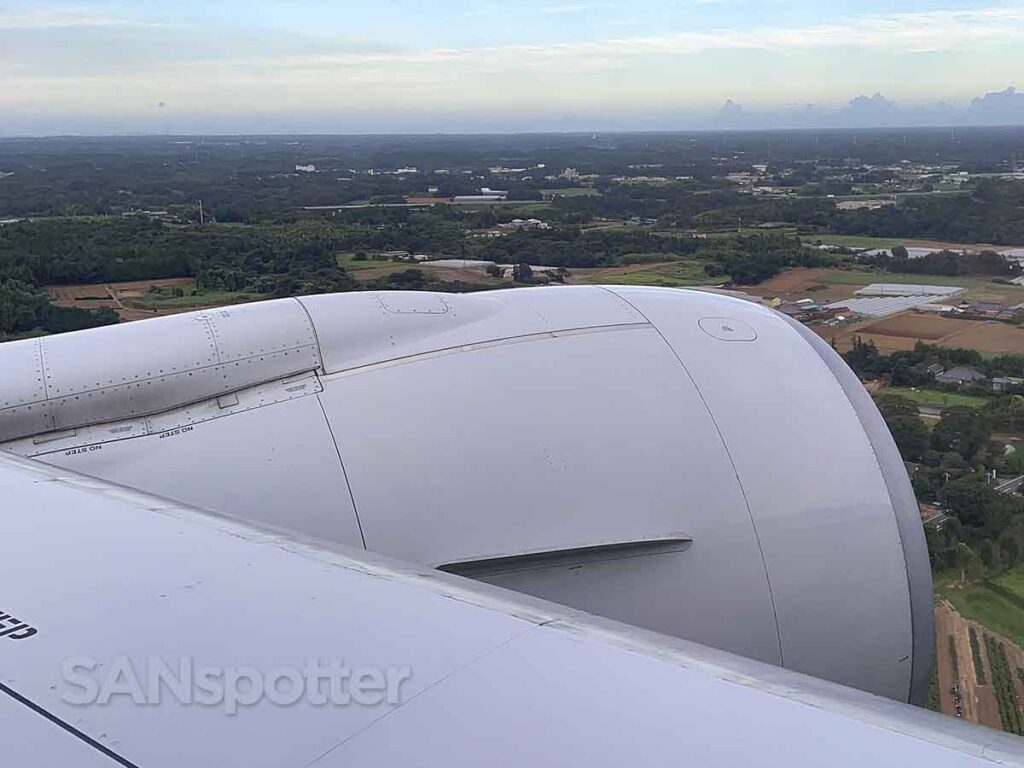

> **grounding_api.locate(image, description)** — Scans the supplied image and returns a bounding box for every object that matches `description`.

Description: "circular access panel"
[698,317,757,342]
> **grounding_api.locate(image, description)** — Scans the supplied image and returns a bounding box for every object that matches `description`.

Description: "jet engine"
[0,286,933,704]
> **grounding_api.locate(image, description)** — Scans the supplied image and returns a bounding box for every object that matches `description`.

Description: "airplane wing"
[1,450,1021,767]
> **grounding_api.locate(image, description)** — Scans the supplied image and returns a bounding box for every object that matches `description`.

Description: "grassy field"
[705,230,894,248]
[939,568,1024,648]
[883,387,991,410]
[453,201,553,214]
[584,261,728,288]
[337,253,401,272]
[994,569,1024,601]
[540,188,600,198]
[805,233,901,249]
[124,288,260,309]
[707,226,799,238]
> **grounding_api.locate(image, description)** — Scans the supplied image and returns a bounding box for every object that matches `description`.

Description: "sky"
[2,0,1024,134]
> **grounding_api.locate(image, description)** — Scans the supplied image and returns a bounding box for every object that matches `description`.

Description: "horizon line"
[5,123,1024,140]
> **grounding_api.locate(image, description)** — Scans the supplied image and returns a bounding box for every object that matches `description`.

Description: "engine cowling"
[0,285,933,704]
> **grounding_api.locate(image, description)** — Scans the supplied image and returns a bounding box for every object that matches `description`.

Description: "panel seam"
[305,623,542,766]
[292,296,327,374]
[0,680,140,767]
[2,345,319,409]
[315,391,368,550]
[319,322,652,382]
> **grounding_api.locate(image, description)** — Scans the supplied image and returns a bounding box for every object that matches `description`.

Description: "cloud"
[3,4,1024,132]
[541,4,590,13]
[201,6,1024,71]
[710,87,1024,129]
[968,86,1024,122]
[0,7,130,29]
[526,6,1024,58]
[4,4,1023,78]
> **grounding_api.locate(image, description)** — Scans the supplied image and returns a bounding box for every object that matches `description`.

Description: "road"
[995,475,1024,494]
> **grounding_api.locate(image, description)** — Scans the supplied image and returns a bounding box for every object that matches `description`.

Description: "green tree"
[956,542,986,582]
[875,394,929,460]
[0,278,42,336]
[941,477,999,529]
[512,263,533,282]
[932,406,991,461]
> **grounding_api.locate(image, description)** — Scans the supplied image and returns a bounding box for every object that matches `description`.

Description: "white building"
[497,218,550,231]
[835,199,896,211]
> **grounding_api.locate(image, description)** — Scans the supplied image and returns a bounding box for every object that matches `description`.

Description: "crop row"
[984,634,1023,735]
[970,627,987,685]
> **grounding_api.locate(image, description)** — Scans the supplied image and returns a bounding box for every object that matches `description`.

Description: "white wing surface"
[0,452,1020,767]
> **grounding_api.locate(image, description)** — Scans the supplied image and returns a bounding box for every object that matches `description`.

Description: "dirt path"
[104,284,126,310]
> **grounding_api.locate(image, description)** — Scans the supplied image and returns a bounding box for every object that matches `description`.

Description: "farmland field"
[742,266,1024,307]
[935,586,1024,735]
[46,278,257,321]
[822,314,1024,355]
[123,287,260,311]
[855,313,961,341]
[805,234,1020,252]
[936,602,998,729]
[540,188,600,198]
[337,253,404,272]
[708,226,799,239]
[581,260,729,288]
[806,234,901,249]
[939,570,1024,649]
[734,267,863,302]
[882,387,990,410]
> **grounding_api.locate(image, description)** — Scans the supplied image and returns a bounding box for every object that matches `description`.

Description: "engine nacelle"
[0,286,932,704]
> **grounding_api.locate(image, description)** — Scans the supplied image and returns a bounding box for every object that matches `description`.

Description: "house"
[964,302,1004,318]
[775,303,808,317]
[963,302,1019,321]
[925,363,945,377]
[992,376,1024,392]
[935,367,987,386]
[774,299,845,323]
